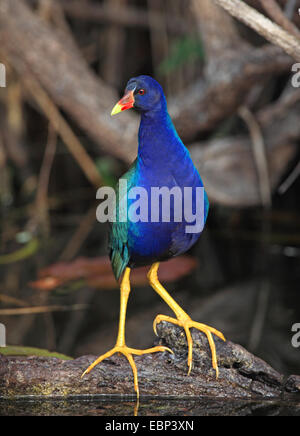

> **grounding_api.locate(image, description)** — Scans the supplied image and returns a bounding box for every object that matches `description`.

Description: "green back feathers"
[109,161,137,280]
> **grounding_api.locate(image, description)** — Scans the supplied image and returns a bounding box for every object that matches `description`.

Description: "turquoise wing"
[109,160,137,280]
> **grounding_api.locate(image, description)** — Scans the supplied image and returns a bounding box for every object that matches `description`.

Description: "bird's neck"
[137,109,185,168]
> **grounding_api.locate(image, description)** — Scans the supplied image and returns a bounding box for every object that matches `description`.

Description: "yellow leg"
[147,262,226,378]
[81,267,173,398]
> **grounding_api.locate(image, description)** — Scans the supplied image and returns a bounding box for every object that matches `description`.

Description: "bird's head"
[111,75,166,116]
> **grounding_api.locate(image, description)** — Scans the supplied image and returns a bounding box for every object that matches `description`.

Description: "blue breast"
[125,110,209,267]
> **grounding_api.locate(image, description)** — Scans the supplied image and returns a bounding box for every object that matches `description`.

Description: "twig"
[238,106,272,208]
[100,0,127,88]
[0,304,87,316]
[33,123,57,233]
[57,288,96,354]
[260,0,300,40]
[248,280,271,352]
[0,132,12,207]
[147,0,171,93]
[22,75,102,188]
[59,206,97,261]
[257,88,300,125]
[213,0,300,61]
[38,0,79,54]
[0,294,28,307]
[278,160,300,194]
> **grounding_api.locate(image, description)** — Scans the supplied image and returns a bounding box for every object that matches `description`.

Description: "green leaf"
[158,35,205,75]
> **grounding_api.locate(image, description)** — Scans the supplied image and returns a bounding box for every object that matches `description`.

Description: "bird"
[81,75,225,397]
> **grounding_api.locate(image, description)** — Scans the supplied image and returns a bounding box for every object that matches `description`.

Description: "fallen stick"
[1,322,299,400]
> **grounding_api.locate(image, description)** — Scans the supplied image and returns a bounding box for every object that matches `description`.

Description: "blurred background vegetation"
[0,0,299,377]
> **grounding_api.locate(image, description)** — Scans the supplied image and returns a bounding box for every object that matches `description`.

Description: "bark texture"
[1,322,299,400]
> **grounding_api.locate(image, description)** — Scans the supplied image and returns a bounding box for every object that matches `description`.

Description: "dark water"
[1,395,300,416]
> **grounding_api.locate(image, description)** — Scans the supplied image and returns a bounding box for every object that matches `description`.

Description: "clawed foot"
[81,344,173,398]
[153,314,225,378]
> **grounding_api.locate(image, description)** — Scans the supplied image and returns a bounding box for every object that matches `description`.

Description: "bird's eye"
[138,89,145,95]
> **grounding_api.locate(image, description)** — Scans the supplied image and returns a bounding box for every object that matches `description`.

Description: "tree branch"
[189,97,300,207]
[191,0,246,61]
[60,0,188,35]
[213,0,300,61]
[0,0,138,163]
[171,44,293,140]
[1,322,299,402]
[260,0,300,40]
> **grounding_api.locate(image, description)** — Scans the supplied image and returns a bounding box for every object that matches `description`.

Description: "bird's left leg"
[81,267,172,398]
[148,262,226,378]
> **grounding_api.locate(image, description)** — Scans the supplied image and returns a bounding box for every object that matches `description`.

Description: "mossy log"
[0,322,299,401]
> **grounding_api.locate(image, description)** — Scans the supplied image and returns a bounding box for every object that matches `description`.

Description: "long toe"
[81,343,172,398]
[153,314,225,378]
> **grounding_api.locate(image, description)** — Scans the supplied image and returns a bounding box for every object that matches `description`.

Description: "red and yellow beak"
[111,90,135,116]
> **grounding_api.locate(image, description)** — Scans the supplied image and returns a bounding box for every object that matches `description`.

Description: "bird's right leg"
[81,267,172,398]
